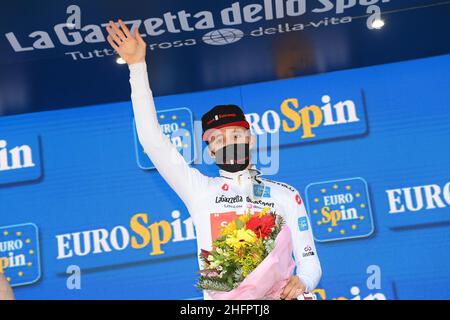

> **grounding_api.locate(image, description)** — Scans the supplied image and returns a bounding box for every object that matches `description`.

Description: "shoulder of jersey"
[260,177,298,194]
[260,178,305,206]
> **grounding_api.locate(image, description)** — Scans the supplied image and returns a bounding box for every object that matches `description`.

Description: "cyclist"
[106,19,321,300]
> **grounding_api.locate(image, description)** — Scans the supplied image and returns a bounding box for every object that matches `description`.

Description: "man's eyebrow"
[210,132,223,140]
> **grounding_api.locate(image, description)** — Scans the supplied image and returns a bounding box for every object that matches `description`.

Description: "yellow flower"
[239,212,252,224]
[222,222,237,236]
[258,207,271,218]
[226,229,257,249]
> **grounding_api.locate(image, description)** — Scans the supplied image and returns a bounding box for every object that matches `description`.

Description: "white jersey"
[129,62,322,300]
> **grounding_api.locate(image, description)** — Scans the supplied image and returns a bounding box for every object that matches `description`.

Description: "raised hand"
[106,19,146,65]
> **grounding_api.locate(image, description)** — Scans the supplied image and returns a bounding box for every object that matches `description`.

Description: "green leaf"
[234,218,244,229]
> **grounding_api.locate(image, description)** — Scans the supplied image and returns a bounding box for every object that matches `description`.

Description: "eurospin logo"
[0,223,41,287]
[385,180,450,228]
[244,93,367,144]
[305,177,374,242]
[5,0,390,54]
[133,107,195,170]
[56,212,196,261]
[136,92,367,175]
[313,265,395,300]
[0,134,42,185]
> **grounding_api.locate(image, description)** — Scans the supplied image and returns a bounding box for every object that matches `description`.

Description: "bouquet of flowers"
[196,208,296,299]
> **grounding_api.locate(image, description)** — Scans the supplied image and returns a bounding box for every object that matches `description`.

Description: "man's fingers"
[134,28,145,45]
[106,35,119,51]
[287,286,304,300]
[109,20,127,41]
[285,281,298,299]
[118,19,132,38]
[109,20,126,40]
[106,25,122,45]
[285,286,297,300]
[280,278,295,299]
[288,280,306,300]
[281,278,294,296]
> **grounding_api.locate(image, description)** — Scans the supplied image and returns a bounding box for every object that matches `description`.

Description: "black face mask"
[215,143,250,173]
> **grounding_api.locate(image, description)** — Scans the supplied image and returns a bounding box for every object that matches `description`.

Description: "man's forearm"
[297,261,322,292]
[129,61,161,149]
[127,60,207,210]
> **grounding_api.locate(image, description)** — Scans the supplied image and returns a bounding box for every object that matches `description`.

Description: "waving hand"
[106,19,146,65]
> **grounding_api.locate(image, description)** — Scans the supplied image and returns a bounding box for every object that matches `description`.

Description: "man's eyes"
[232,132,246,140]
[210,135,224,144]
[209,132,245,144]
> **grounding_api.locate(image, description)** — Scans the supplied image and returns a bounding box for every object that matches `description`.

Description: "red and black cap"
[201,104,250,141]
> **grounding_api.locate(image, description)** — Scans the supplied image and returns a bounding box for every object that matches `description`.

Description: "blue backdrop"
[0,53,449,300]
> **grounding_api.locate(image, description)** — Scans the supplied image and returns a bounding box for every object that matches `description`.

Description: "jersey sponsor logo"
[253,184,271,198]
[302,245,315,257]
[295,194,302,205]
[0,134,42,185]
[0,223,41,287]
[298,216,309,231]
[210,211,241,241]
[246,197,275,208]
[305,177,374,242]
[215,195,243,204]
[133,107,195,170]
[210,208,271,241]
[221,183,229,191]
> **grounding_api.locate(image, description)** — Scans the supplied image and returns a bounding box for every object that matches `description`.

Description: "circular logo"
[202,28,244,46]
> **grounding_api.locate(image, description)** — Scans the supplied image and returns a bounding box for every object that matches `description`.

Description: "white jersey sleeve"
[128,61,208,221]
[284,189,322,292]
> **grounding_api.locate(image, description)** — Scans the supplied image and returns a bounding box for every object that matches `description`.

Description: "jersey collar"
[219,164,263,185]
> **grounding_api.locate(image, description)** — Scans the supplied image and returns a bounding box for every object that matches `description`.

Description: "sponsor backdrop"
[2,0,450,116]
[0,53,449,300]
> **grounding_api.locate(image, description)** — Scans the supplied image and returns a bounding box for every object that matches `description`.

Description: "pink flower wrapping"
[207,225,295,300]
